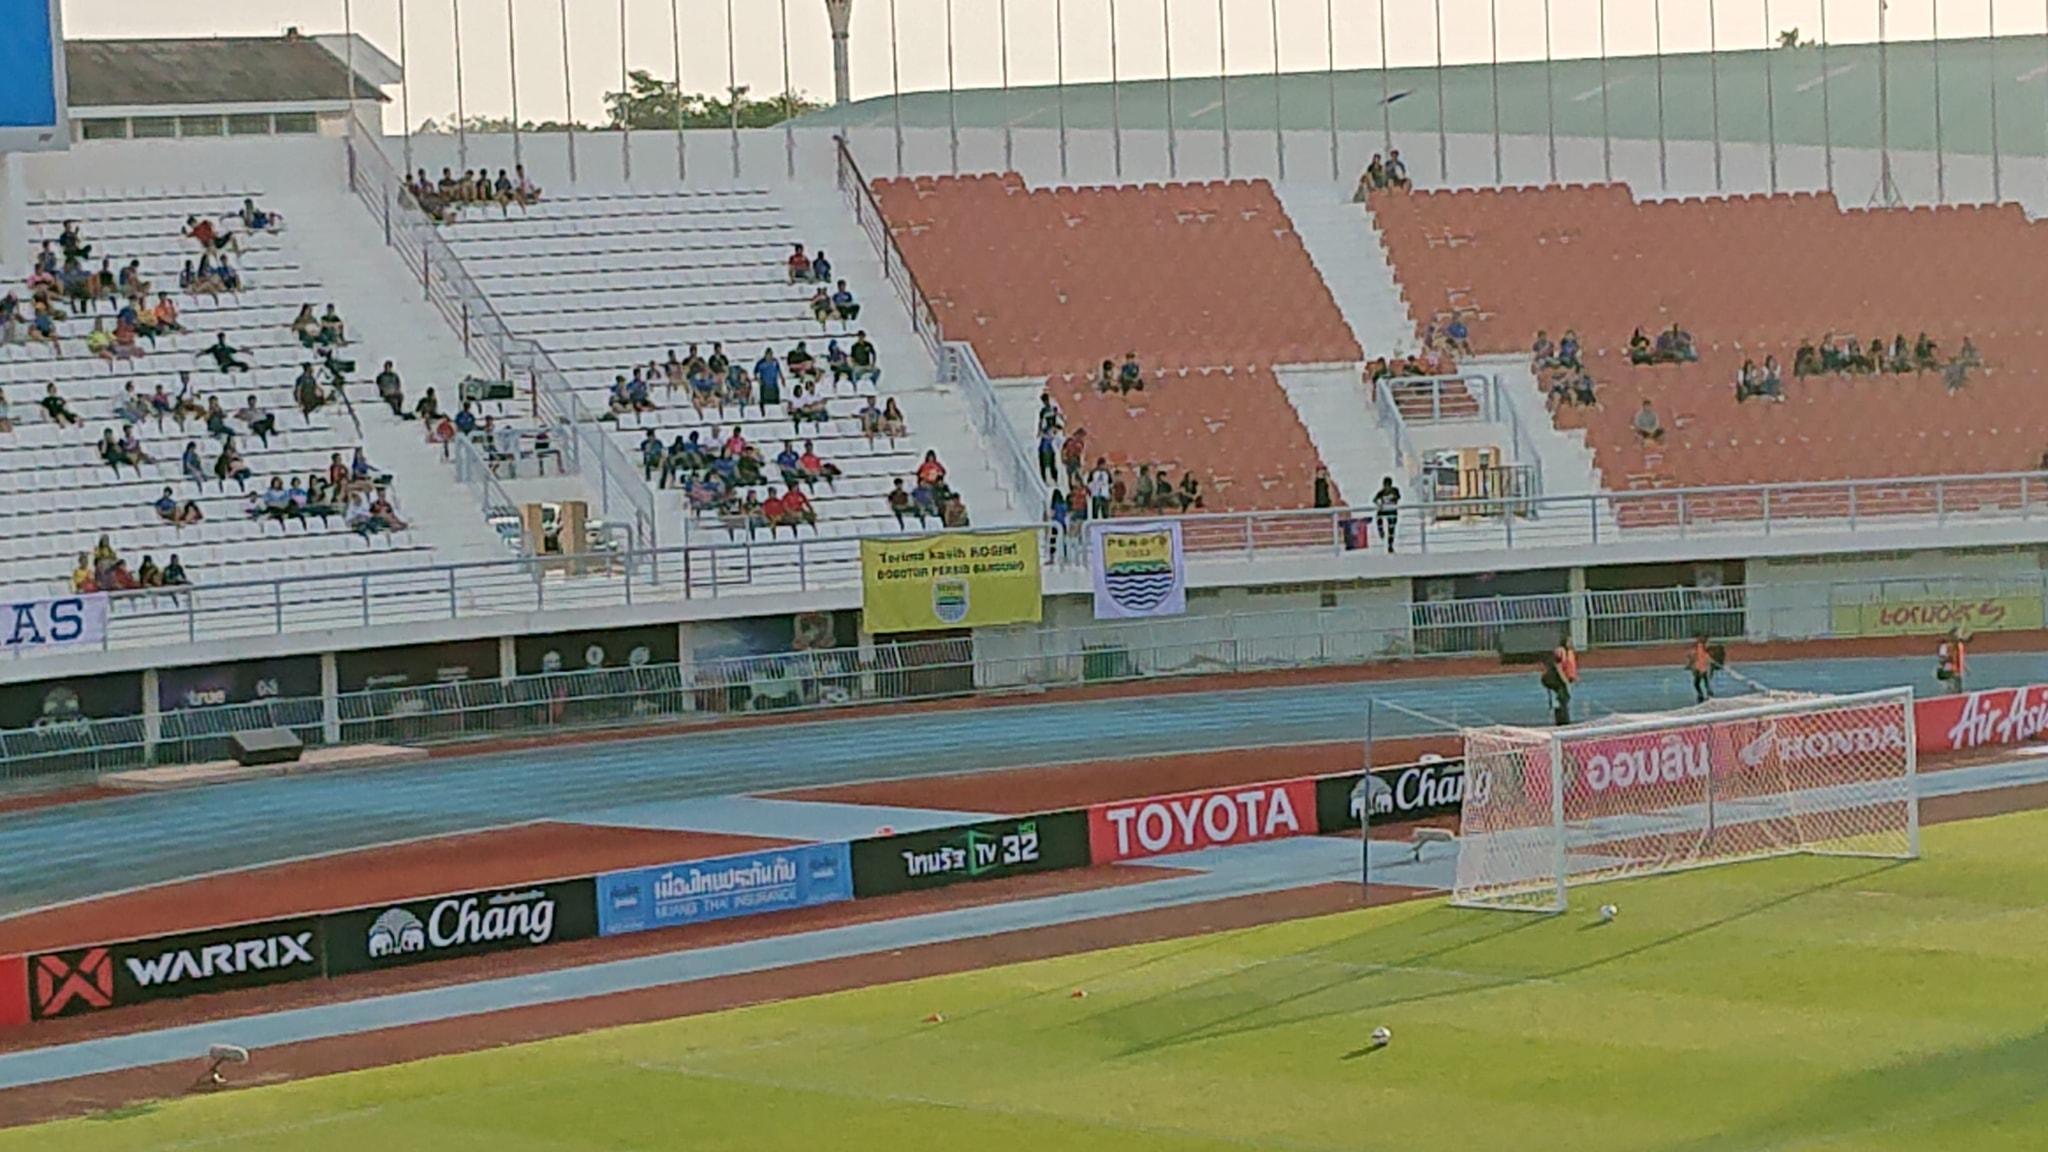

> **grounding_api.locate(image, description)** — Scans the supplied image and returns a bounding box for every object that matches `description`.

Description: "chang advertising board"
[850,812,1090,897]
[1088,779,1319,864]
[598,844,853,936]
[323,880,597,976]
[1313,758,1474,832]
[29,917,324,1019]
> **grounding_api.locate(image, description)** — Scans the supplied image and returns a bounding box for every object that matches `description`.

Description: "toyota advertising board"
[598,844,854,936]
[1088,779,1319,864]
[850,813,1090,897]
[28,917,324,1019]
[323,880,598,976]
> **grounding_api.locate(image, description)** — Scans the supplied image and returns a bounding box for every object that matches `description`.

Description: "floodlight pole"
[1362,698,1376,900]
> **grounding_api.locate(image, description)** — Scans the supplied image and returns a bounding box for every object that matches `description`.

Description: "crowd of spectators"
[70,534,187,595]
[409,165,543,222]
[1627,324,1698,366]
[1034,390,1204,559]
[1793,331,1981,393]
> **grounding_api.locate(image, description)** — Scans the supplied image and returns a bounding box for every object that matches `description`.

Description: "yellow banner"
[1830,595,2044,638]
[860,530,1043,633]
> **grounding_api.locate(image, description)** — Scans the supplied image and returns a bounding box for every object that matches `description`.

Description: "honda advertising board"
[29,917,324,1019]
[1916,685,2048,754]
[598,844,854,937]
[1314,758,1473,833]
[850,812,1090,897]
[1088,779,1320,864]
[323,880,597,977]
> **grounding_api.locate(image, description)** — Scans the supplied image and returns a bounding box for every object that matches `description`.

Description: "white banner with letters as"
[1089,521,1187,620]
[2,593,109,651]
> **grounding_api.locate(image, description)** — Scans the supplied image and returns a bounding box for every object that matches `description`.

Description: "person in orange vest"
[1687,634,1716,703]
[1936,629,1968,695]
[1543,636,1579,726]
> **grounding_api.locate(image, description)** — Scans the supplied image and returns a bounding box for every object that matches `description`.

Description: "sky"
[58,0,2044,133]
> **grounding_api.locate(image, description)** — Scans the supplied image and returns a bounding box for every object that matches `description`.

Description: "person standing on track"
[1543,635,1578,726]
[1936,628,1968,695]
[1688,634,1716,704]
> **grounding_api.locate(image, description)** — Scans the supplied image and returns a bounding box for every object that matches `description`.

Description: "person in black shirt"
[1312,467,1333,509]
[1372,476,1401,553]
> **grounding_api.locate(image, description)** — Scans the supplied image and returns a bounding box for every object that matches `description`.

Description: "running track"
[1,651,2042,918]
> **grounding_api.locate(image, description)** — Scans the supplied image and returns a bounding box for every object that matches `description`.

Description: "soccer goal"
[1451,688,1919,912]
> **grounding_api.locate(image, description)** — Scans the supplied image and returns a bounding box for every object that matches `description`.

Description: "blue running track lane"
[1,650,2043,917]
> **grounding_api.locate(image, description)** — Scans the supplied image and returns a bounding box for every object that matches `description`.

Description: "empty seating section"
[1,190,431,598]
[443,189,922,537]
[1373,186,2048,523]
[874,174,1360,510]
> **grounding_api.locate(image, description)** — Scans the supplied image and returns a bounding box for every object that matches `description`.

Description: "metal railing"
[1374,372,1544,498]
[8,571,2042,780]
[945,340,1048,515]
[836,135,944,366]
[12,469,2048,658]
[344,117,659,555]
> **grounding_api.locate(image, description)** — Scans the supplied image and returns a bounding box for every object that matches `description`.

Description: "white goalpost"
[1451,688,1920,913]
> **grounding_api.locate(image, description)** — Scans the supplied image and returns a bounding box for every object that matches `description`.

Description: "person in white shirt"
[1086,459,1112,521]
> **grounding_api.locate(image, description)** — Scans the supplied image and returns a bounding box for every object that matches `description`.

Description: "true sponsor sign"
[598,844,854,936]
[1087,779,1319,864]
[29,917,324,1019]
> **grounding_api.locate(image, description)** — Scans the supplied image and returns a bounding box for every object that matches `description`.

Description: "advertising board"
[598,844,853,936]
[323,880,597,976]
[850,813,1089,897]
[29,917,323,1019]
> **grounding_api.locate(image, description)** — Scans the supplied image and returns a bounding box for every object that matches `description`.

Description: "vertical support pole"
[1933,0,1945,204]
[1543,0,1556,184]
[1879,0,1894,203]
[1820,0,1833,194]
[890,0,905,174]
[1549,731,1569,911]
[726,0,741,178]
[561,0,578,183]
[399,0,414,175]
[1489,0,1502,185]
[1111,0,1125,178]
[946,0,960,174]
[1655,0,1668,192]
[141,668,161,765]
[614,0,630,179]
[1379,0,1393,158]
[1001,0,1014,171]
[1327,0,1341,181]
[1219,0,1232,178]
[453,0,469,170]
[1439,0,1451,183]
[1989,0,2002,202]
[1271,0,1285,179]
[508,0,523,171]
[1764,0,1778,193]
[1599,0,1612,183]
[782,0,797,179]
[1165,0,1178,179]
[1057,0,1070,179]
[1902,687,1921,857]
[1709,0,1723,192]
[321,651,341,744]
[672,0,687,181]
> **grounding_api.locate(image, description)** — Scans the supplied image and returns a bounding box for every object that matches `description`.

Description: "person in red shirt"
[781,485,817,532]
[916,450,946,488]
[760,489,788,536]
[798,440,841,491]
[183,215,239,255]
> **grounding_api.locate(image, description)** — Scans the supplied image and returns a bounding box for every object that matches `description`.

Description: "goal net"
[1451,688,1919,912]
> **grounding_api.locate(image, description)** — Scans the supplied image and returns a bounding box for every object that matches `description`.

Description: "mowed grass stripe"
[13,808,2048,1152]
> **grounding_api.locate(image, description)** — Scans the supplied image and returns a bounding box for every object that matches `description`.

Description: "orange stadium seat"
[874,174,1361,511]
[1373,186,2048,516]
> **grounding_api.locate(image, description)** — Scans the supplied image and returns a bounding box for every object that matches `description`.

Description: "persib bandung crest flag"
[1090,521,1187,620]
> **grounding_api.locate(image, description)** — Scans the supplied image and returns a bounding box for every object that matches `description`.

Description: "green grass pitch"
[15,807,2048,1152]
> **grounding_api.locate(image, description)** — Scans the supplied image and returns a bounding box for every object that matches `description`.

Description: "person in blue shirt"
[825,339,851,386]
[1047,488,1070,562]
[755,349,784,407]
[776,442,804,490]
[829,280,860,326]
[725,361,755,416]
[181,442,205,491]
[1038,430,1059,484]
[454,403,478,436]
[679,430,705,473]
[1445,311,1471,355]
[216,258,242,294]
[811,251,832,283]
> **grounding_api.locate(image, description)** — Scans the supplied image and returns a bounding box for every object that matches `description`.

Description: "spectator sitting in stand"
[811,251,833,284]
[779,485,818,533]
[214,438,252,492]
[787,383,832,435]
[0,388,11,435]
[40,382,80,426]
[1647,323,1698,364]
[886,478,916,528]
[183,215,239,255]
[911,478,940,525]
[828,280,860,328]
[1530,329,1557,371]
[1177,470,1203,513]
[137,554,162,588]
[200,332,251,373]
[1357,155,1387,201]
[1095,358,1117,394]
[57,219,90,262]
[808,286,834,327]
[180,440,205,490]
[788,244,814,283]
[238,198,283,232]
[117,259,151,301]
[825,339,852,386]
[1914,331,1940,373]
[248,476,300,529]
[238,394,277,445]
[1385,149,1410,189]
[164,554,189,587]
[99,428,137,476]
[916,450,948,491]
[882,398,908,443]
[86,318,117,365]
[1632,399,1667,444]
[1118,352,1145,394]
[787,341,823,386]
[848,331,881,385]
[154,483,204,527]
[798,440,841,491]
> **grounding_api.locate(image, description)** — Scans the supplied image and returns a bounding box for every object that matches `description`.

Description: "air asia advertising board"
[598,844,854,936]
[1313,758,1473,833]
[323,880,598,976]
[1916,685,2048,754]
[28,917,324,1019]
[1088,779,1319,864]
[850,812,1090,897]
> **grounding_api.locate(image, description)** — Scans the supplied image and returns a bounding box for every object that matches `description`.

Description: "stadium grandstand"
[0,0,2040,778]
